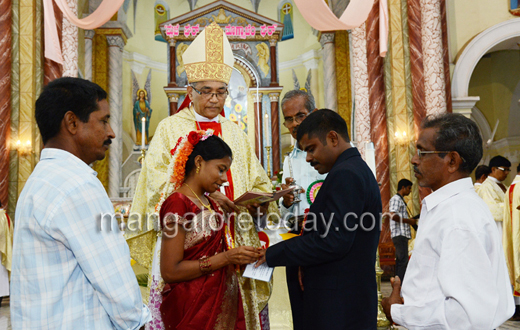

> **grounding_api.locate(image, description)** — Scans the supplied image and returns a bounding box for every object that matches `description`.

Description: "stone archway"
[452,19,520,114]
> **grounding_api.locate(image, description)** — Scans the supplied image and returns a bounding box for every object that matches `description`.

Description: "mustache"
[310,161,319,167]
[413,166,421,175]
[103,139,112,146]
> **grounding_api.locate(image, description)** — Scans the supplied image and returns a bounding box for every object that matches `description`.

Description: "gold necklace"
[184,183,211,210]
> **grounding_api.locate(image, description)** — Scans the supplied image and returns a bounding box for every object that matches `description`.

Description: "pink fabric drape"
[293,0,389,57]
[44,0,124,64]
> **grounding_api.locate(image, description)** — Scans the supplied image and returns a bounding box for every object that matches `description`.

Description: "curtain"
[44,0,125,64]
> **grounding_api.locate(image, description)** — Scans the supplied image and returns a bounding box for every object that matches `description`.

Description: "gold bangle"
[199,256,211,274]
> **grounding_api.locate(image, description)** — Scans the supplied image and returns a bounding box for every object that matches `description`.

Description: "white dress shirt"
[280,145,327,218]
[391,178,514,329]
[11,149,150,329]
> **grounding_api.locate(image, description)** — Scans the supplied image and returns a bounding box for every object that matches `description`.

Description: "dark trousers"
[392,235,409,281]
[286,266,304,330]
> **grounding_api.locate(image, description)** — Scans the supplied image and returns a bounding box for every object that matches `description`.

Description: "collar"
[512,175,520,185]
[488,176,501,184]
[192,105,219,123]
[422,177,473,212]
[474,182,482,186]
[40,148,98,176]
[331,147,360,169]
[290,143,304,156]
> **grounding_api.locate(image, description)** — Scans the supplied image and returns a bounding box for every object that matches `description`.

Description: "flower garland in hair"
[155,129,214,214]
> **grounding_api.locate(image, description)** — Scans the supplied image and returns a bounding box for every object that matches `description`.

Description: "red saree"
[159,193,245,330]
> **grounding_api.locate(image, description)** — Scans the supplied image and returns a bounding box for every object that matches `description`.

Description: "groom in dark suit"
[257,109,381,329]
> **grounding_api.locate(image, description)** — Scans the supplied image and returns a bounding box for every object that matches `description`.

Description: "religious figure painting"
[256,42,270,77]
[132,69,153,148]
[511,0,520,16]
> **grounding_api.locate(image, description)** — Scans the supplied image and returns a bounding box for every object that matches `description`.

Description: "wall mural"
[131,69,153,149]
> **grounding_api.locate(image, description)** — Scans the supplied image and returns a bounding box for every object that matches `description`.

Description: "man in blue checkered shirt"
[389,179,416,282]
[10,78,150,329]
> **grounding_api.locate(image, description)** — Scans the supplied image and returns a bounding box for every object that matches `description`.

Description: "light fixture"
[13,139,33,156]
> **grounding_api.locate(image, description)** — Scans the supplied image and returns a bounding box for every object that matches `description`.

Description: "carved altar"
[159,0,284,173]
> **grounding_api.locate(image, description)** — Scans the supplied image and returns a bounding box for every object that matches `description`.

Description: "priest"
[504,163,520,320]
[128,22,274,330]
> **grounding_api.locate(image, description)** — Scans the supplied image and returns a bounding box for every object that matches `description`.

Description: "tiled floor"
[0,283,519,330]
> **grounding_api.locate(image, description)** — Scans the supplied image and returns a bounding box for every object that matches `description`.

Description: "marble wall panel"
[440,0,451,113]
[8,0,19,218]
[92,33,109,191]
[367,0,391,214]
[407,0,426,139]
[0,0,12,209]
[334,30,352,129]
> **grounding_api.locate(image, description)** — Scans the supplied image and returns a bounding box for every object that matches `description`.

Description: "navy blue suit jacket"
[266,147,382,330]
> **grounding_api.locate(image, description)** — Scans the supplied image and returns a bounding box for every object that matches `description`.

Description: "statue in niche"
[256,42,270,77]
[132,69,153,146]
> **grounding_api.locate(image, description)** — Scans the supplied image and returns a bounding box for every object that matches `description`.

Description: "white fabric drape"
[43,0,125,64]
[293,0,388,57]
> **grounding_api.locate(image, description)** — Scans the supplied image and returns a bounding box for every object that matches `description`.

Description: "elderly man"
[258,109,382,330]
[130,22,273,329]
[279,90,327,329]
[382,113,514,329]
[10,77,150,329]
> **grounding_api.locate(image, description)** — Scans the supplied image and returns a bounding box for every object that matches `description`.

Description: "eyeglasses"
[191,85,228,100]
[283,113,308,127]
[416,149,466,163]
[497,167,511,173]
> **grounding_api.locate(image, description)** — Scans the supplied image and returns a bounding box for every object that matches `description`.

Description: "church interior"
[1,0,520,328]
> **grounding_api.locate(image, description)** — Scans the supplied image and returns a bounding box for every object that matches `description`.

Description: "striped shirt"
[11,149,150,330]
[389,193,411,239]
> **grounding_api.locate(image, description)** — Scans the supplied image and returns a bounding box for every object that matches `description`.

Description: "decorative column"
[351,25,371,160]
[84,30,95,81]
[168,92,179,116]
[269,39,278,87]
[62,0,78,77]
[107,35,125,198]
[169,39,177,86]
[269,92,281,174]
[320,32,338,111]
[367,0,390,213]
[0,0,11,209]
[421,0,447,116]
[253,92,263,164]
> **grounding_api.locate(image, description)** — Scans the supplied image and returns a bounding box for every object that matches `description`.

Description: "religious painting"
[278,0,294,40]
[511,0,520,16]
[225,69,249,134]
[154,1,170,42]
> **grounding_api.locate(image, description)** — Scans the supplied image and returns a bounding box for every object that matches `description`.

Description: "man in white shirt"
[11,78,151,329]
[279,90,326,329]
[382,113,514,329]
[474,164,490,192]
[478,155,512,240]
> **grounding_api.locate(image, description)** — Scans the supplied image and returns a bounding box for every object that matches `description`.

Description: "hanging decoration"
[43,0,125,64]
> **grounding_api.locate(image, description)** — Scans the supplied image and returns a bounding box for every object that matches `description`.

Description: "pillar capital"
[107,35,125,52]
[320,32,335,47]
[269,39,277,47]
[252,92,263,103]
[84,30,95,39]
[269,92,280,102]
